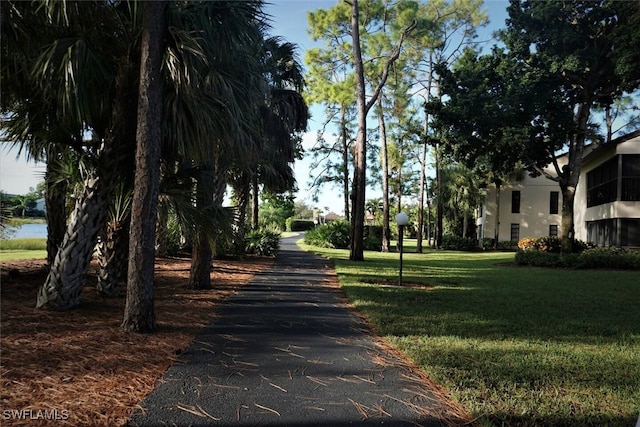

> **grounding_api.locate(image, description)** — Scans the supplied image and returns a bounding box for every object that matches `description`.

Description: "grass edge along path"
[298,241,640,427]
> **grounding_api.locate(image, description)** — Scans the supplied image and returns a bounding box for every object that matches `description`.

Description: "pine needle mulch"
[0,256,272,426]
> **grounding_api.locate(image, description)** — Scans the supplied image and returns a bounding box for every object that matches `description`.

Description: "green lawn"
[0,238,47,261]
[299,240,640,426]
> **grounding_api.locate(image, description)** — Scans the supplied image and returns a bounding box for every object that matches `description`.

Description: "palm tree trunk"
[122,1,166,332]
[189,174,213,290]
[36,171,116,309]
[251,174,259,230]
[37,49,139,311]
[96,217,130,297]
[234,171,251,252]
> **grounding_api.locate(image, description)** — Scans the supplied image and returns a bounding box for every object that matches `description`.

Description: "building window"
[510,223,520,241]
[549,224,558,237]
[511,191,521,214]
[621,219,640,247]
[587,219,616,247]
[550,191,559,214]
[587,156,618,207]
[621,154,640,202]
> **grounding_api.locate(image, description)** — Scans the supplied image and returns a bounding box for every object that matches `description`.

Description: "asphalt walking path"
[128,236,465,427]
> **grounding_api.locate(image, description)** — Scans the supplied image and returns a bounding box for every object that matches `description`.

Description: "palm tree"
[96,183,132,297]
[232,37,309,247]
[2,1,141,310]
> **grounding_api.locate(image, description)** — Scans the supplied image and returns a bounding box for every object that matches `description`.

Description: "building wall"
[477,173,562,242]
[575,134,640,245]
[477,132,640,246]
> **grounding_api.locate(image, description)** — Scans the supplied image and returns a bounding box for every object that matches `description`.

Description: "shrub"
[286,218,316,232]
[165,213,189,256]
[481,238,495,250]
[245,227,281,257]
[518,236,562,253]
[442,235,478,251]
[515,246,640,270]
[575,247,640,270]
[518,236,596,254]
[515,250,567,268]
[303,220,351,249]
[363,225,383,251]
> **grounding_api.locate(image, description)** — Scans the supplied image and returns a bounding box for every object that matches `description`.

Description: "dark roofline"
[583,128,640,162]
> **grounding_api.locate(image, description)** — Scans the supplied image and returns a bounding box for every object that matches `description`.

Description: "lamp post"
[395,212,409,286]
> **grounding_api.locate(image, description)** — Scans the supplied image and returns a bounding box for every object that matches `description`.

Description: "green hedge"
[286,218,316,232]
[517,236,595,253]
[442,235,478,251]
[515,247,640,270]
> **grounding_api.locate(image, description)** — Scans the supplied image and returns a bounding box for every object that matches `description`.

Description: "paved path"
[128,236,465,426]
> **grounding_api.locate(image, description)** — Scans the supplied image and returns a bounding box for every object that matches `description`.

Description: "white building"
[476,130,640,248]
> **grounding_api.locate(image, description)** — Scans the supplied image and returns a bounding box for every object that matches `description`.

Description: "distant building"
[476,130,640,248]
[323,211,342,223]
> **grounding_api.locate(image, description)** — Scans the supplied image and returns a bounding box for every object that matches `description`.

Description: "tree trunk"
[426,197,432,247]
[560,184,576,253]
[434,143,443,249]
[416,140,427,253]
[416,65,434,253]
[559,101,590,253]
[36,173,112,309]
[234,171,251,252]
[122,1,165,333]
[251,174,259,230]
[462,211,469,238]
[349,0,366,261]
[493,179,501,249]
[37,49,139,311]
[378,96,390,252]
[340,109,351,222]
[188,174,213,290]
[97,217,129,297]
[210,154,228,259]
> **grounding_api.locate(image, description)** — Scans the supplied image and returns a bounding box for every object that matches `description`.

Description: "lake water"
[4,223,48,239]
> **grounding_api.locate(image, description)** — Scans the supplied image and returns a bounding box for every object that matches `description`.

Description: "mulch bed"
[0,256,272,426]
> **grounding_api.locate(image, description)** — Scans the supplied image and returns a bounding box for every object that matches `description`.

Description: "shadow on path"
[128,236,467,426]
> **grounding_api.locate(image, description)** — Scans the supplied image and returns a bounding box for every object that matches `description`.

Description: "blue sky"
[0,1,510,209]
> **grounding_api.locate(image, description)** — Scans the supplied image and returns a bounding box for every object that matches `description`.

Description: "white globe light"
[395,212,409,226]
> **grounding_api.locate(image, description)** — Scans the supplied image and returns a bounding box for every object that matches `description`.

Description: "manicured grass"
[299,240,640,426]
[0,238,47,261]
[0,250,47,262]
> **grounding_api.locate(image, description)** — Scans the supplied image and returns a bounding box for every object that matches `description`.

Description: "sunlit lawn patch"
[299,240,640,426]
